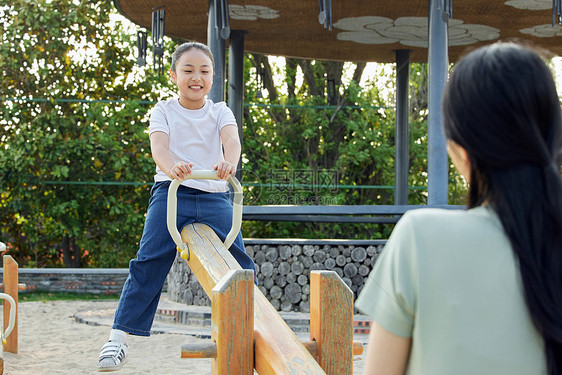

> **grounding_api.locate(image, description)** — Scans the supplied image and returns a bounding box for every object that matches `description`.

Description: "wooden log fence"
[168,241,386,312]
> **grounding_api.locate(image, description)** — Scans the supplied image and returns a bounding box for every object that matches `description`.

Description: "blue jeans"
[113,181,256,336]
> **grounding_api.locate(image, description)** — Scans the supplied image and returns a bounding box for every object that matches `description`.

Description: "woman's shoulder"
[402,205,492,222]
[386,206,508,271]
[398,206,501,236]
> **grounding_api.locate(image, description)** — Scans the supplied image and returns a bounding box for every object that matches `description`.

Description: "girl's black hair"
[443,42,562,374]
[171,41,214,72]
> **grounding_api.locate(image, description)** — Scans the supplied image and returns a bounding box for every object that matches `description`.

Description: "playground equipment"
[0,251,19,374]
[167,170,243,261]
[167,172,363,374]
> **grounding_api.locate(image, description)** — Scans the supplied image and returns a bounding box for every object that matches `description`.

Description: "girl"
[97,42,256,372]
[356,42,562,374]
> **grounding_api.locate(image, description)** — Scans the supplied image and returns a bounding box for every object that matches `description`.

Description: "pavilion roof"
[115,0,562,62]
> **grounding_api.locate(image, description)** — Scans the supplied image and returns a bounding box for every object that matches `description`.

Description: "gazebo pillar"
[228,30,246,180]
[427,0,449,205]
[395,49,410,205]
[207,0,226,102]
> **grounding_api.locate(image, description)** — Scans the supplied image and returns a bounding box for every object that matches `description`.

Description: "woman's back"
[357,42,561,375]
[357,206,545,374]
[405,208,543,374]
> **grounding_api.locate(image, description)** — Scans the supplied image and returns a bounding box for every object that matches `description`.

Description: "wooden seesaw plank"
[180,223,326,375]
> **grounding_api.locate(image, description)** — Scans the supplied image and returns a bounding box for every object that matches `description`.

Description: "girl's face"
[170,48,214,110]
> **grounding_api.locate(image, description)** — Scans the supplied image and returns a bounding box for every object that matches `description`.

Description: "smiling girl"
[97,42,256,372]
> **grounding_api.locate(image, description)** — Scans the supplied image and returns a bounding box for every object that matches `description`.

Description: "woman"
[356,42,562,374]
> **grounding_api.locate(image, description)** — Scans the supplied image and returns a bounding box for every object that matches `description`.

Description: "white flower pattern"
[229,5,279,21]
[520,24,562,37]
[503,0,562,37]
[504,0,551,10]
[333,16,499,47]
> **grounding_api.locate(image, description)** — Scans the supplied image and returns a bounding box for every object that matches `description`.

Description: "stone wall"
[1,239,386,310]
[0,268,131,295]
[167,239,386,312]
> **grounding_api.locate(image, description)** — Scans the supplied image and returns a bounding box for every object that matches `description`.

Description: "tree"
[239,55,467,239]
[0,0,468,267]
[0,0,174,267]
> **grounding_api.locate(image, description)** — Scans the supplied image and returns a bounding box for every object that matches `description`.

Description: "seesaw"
[166,171,363,374]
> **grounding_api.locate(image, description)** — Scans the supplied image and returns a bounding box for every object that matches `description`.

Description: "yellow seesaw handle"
[0,292,16,345]
[166,171,243,261]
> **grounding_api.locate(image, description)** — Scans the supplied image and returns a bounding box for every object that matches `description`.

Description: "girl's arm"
[215,124,241,180]
[364,321,412,375]
[150,131,192,180]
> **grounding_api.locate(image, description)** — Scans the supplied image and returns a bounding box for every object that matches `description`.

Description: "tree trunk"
[61,235,81,268]
[285,58,298,99]
[352,62,367,84]
[297,59,322,96]
[325,61,344,104]
[251,54,279,102]
[250,54,287,126]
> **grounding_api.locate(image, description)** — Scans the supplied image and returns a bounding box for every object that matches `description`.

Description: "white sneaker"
[97,341,128,372]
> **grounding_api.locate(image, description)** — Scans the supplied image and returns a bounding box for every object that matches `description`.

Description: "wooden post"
[310,271,354,375]
[3,255,17,354]
[180,223,325,374]
[211,269,254,375]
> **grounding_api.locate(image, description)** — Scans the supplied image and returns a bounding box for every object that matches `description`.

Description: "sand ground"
[2,299,367,374]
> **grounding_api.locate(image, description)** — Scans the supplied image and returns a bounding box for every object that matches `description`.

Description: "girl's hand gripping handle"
[166,170,243,260]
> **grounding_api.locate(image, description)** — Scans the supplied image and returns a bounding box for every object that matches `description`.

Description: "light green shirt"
[356,206,545,375]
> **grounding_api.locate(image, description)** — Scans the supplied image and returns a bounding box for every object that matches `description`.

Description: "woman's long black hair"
[442,42,562,374]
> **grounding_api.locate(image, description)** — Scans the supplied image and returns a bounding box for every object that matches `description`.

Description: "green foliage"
[19,291,120,302]
[0,0,174,267]
[240,57,467,240]
[0,1,468,267]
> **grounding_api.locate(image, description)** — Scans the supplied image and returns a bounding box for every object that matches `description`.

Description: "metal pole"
[427,0,449,205]
[228,30,246,181]
[208,0,226,102]
[395,50,410,205]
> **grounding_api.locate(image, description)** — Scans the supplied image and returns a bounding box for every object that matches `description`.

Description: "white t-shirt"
[149,98,236,192]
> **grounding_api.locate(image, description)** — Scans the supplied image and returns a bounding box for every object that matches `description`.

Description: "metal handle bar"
[166,171,243,260]
[0,292,16,345]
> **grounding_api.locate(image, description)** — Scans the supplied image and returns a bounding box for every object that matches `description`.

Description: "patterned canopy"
[115,0,562,62]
